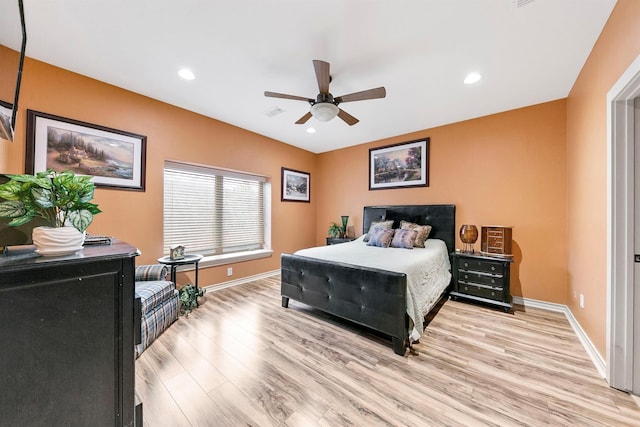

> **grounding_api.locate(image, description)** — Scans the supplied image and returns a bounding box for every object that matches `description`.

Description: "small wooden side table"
[157,254,203,291]
[450,251,513,312]
[326,237,355,245]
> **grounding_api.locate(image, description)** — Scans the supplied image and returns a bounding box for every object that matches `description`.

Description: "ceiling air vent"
[512,0,535,7]
[263,106,285,117]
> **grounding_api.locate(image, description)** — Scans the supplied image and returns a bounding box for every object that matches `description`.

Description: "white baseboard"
[512,296,606,378]
[202,269,280,292]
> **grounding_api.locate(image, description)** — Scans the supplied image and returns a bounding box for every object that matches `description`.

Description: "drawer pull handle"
[491,291,495,296]
[464,274,469,279]
[491,279,495,284]
[464,262,469,268]
[464,286,468,291]
[491,266,496,271]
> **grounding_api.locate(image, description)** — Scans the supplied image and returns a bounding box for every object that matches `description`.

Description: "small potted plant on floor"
[178,283,204,316]
[0,169,101,254]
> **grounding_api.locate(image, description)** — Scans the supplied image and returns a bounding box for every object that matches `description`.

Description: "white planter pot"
[32,226,86,256]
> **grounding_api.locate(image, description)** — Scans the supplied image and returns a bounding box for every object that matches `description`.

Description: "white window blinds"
[163,161,266,257]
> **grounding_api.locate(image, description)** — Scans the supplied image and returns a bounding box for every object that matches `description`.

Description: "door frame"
[607,53,640,390]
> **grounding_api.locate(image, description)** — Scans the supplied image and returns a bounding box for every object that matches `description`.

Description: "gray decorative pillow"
[400,220,432,248]
[366,228,394,248]
[390,229,418,249]
[363,220,393,242]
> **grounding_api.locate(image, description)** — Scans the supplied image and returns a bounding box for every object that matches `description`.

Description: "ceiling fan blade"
[337,108,359,126]
[313,60,330,94]
[335,87,386,103]
[264,91,313,102]
[295,111,313,124]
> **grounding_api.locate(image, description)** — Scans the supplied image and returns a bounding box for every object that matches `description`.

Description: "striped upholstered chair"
[134,264,179,357]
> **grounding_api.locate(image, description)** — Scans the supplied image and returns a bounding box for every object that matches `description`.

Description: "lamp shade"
[459,224,478,253]
[310,102,339,121]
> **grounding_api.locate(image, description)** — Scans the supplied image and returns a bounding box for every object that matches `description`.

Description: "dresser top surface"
[0,239,139,270]
[452,250,514,262]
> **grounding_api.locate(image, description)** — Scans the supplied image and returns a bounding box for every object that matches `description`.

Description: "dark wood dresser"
[0,240,140,427]
[450,251,513,312]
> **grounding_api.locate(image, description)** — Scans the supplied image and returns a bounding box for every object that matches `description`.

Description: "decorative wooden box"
[480,225,513,258]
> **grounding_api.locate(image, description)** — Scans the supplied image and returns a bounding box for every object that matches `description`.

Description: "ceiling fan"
[264,60,386,126]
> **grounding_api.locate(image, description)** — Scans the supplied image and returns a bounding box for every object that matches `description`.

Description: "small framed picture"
[0,100,13,142]
[369,138,429,190]
[170,244,185,260]
[281,167,310,202]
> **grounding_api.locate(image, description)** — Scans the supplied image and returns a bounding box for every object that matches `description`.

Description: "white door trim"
[606,53,640,390]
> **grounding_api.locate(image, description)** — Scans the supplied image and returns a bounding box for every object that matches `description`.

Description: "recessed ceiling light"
[178,68,195,80]
[464,72,482,85]
[306,127,316,134]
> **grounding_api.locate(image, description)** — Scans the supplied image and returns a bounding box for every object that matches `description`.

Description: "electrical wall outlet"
[227,267,233,277]
[579,293,584,308]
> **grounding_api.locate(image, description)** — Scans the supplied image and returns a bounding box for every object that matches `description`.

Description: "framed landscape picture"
[0,100,12,141]
[26,110,147,191]
[281,167,310,202]
[369,138,429,190]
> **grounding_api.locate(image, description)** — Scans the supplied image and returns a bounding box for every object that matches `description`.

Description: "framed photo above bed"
[281,167,310,202]
[369,138,429,190]
[25,110,147,191]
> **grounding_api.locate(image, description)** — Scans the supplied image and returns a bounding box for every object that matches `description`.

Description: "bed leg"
[392,337,406,356]
[281,296,289,308]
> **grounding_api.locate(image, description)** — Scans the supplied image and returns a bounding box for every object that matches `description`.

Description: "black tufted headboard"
[363,205,456,255]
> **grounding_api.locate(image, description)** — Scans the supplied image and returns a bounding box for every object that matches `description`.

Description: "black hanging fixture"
[2,0,27,142]
[264,59,386,126]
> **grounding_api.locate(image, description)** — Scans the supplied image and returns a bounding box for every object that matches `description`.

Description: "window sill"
[175,249,273,271]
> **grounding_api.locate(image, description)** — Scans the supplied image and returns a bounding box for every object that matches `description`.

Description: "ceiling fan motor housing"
[313,93,336,105]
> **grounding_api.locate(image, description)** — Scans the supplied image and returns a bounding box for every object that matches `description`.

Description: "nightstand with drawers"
[450,252,513,312]
[326,237,356,245]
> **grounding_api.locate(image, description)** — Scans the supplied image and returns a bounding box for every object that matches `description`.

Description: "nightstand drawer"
[458,271,504,287]
[459,258,505,275]
[458,282,503,301]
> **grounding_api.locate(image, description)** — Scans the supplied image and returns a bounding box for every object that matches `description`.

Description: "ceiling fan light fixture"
[310,102,339,122]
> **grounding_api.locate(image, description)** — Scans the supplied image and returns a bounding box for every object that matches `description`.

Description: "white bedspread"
[295,236,451,342]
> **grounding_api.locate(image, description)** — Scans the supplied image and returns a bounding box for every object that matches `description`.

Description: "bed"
[280,204,456,355]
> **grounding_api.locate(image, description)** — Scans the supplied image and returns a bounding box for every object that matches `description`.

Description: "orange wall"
[0,48,317,286]
[4,0,638,359]
[317,100,568,304]
[566,0,640,357]
[1,44,569,303]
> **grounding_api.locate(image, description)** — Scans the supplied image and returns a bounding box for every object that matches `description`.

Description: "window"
[163,161,271,264]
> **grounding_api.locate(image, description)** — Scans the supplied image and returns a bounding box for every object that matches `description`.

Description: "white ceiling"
[0,0,617,153]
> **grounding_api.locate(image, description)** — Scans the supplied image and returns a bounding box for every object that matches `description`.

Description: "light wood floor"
[136,275,640,426]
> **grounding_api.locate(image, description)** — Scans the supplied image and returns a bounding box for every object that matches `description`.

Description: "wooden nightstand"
[326,237,355,245]
[450,251,513,312]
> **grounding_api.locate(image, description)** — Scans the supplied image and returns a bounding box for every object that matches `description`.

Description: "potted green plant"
[178,283,204,316]
[0,169,101,254]
[328,222,344,238]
